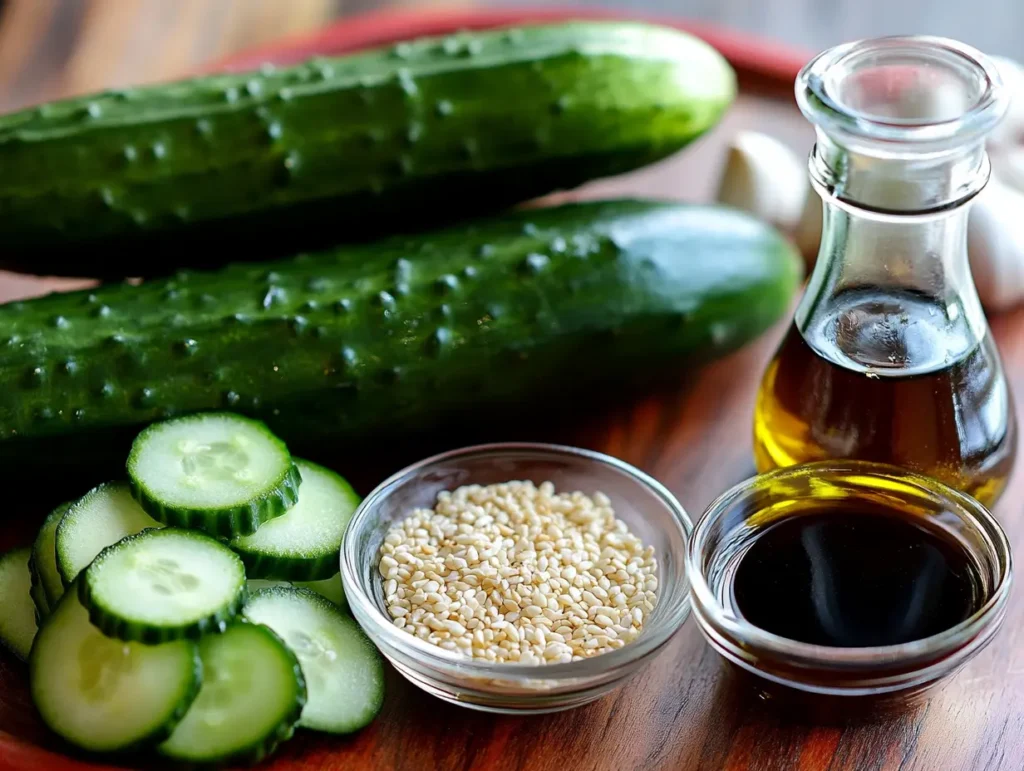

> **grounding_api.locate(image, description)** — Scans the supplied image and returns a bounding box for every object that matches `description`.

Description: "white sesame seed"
[378,480,658,664]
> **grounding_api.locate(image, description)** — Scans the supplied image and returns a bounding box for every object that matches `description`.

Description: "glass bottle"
[753,36,1018,507]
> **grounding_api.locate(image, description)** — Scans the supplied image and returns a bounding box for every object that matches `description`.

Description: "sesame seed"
[379,480,658,664]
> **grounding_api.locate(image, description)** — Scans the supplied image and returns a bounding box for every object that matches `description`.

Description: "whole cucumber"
[0,200,799,463]
[0,22,735,275]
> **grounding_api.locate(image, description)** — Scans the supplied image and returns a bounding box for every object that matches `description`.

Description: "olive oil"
[731,501,984,647]
[754,289,1017,507]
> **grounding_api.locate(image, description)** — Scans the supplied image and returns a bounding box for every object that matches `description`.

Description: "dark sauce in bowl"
[731,503,984,647]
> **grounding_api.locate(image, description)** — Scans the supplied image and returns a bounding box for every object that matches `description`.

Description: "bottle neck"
[810,129,991,214]
[796,189,989,375]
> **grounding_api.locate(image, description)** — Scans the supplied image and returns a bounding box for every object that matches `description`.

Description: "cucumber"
[56,482,161,586]
[231,459,358,581]
[80,528,246,643]
[0,201,801,464]
[0,22,734,275]
[248,574,346,607]
[128,412,300,538]
[158,622,305,765]
[243,587,383,734]
[29,502,70,617]
[0,548,37,660]
[30,586,200,753]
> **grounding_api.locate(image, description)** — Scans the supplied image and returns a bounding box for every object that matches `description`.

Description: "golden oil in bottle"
[754,289,1016,507]
[753,35,1019,505]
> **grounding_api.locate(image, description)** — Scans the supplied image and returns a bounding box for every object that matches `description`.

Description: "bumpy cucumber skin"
[28,502,70,619]
[158,622,306,766]
[0,22,734,275]
[0,201,801,461]
[231,459,360,582]
[79,528,247,644]
[30,583,203,754]
[128,413,302,539]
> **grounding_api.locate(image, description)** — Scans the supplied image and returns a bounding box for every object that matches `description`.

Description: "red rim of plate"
[205,5,810,86]
[0,6,807,771]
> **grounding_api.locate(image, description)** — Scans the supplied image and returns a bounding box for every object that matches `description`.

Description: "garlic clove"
[968,175,1024,313]
[715,131,809,232]
[988,55,1024,150]
[794,187,823,268]
[994,145,1024,194]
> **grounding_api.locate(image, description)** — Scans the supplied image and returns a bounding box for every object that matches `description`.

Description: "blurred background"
[1,0,1022,113]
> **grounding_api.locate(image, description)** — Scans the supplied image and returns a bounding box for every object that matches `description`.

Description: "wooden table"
[1,4,1023,770]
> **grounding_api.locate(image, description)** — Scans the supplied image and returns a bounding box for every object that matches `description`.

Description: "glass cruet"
[753,35,1018,507]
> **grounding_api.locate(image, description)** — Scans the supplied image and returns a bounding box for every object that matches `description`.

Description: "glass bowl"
[686,460,1012,711]
[341,442,693,714]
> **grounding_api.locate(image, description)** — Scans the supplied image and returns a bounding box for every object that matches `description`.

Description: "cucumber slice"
[159,622,305,765]
[231,460,359,581]
[56,482,162,587]
[28,563,48,622]
[243,587,383,734]
[0,548,38,660]
[127,413,301,538]
[29,502,71,618]
[81,528,246,644]
[302,574,346,607]
[30,586,200,753]
[249,574,346,607]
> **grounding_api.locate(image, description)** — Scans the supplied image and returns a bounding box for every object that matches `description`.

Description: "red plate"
[206,5,809,87]
[0,7,808,770]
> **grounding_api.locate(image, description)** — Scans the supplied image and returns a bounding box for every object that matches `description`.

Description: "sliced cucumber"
[56,482,162,587]
[0,548,37,660]
[159,622,305,765]
[81,528,246,644]
[249,574,346,607]
[128,413,301,538]
[28,564,48,622]
[30,587,200,753]
[231,460,359,581]
[302,574,346,607]
[243,587,383,734]
[29,502,71,618]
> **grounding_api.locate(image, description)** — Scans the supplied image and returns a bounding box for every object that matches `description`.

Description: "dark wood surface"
[1,4,1024,771]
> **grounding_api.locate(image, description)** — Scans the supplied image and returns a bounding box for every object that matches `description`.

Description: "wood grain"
[0,4,1022,771]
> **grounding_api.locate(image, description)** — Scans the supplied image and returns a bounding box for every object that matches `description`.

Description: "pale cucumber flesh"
[129,413,296,511]
[248,574,346,607]
[231,459,359,580]
[243,587,383,734]
[82,528,245,642]
[30,588,199,752]
[0,548,38,660]
[56,482,161,586]
[32,503,70,611]
[158,622,305,764]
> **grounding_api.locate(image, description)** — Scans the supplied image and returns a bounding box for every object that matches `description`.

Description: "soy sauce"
[731,503,985,647]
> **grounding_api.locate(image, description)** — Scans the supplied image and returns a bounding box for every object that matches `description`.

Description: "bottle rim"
[797,35,1009,153]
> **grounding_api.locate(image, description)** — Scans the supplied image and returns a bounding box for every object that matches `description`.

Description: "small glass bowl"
[341,442,692,714]
[686,461,1012,711]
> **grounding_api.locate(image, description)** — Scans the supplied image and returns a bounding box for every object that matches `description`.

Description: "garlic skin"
[715,131,809,232]
[968,174,1024,312]
[995,146,1024,194]
[794,187,823,268]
